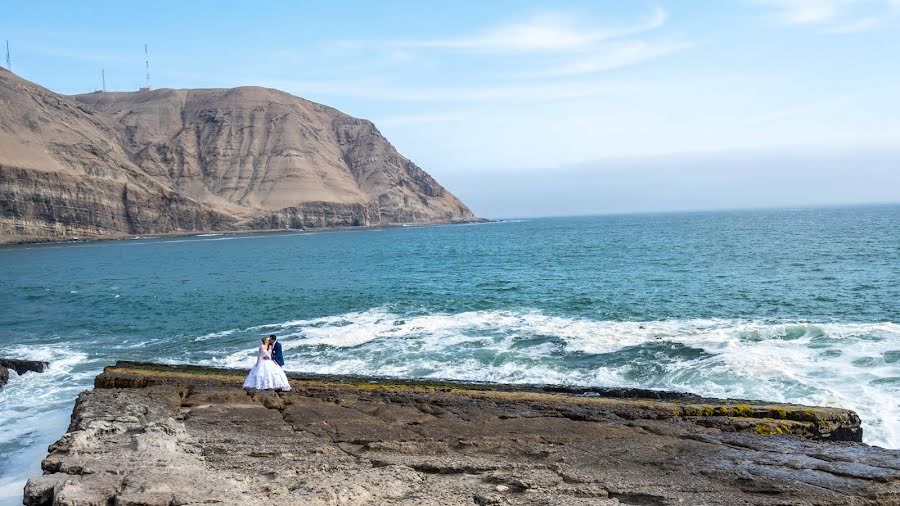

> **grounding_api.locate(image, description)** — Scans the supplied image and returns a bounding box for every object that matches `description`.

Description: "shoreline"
[23,361,899,505]
[6,201,898,247]
[0,218,492,247]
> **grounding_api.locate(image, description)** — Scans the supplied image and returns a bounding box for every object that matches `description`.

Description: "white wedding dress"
[243,345,291,391]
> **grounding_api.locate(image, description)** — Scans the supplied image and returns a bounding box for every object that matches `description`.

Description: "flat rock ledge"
[25,362,900,506]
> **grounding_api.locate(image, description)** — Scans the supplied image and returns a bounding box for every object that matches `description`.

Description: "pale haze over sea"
[443,146,900,218]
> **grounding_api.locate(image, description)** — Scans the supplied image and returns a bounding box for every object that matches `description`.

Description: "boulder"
[0,358,49,375]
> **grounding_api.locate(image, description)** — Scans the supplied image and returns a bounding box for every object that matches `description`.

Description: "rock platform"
[24,361,900,505]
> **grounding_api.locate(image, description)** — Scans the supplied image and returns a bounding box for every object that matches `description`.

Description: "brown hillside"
[0,67,476,243]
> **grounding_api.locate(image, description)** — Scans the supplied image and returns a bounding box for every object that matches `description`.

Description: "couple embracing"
[242,334,291,391]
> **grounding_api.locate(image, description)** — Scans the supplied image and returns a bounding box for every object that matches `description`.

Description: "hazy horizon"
[473,201,900,221]
[460,197,900,221]
[441,145,900,219]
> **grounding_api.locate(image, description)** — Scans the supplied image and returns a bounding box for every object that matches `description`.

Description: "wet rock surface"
[0,358,48,388]
[25,362,900,505]
[0,358,49,375]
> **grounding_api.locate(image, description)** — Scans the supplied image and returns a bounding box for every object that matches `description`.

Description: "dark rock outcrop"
[0,358,47,389]
[24,362,900,505]
[0,68,478,244]
[0,358,48,375]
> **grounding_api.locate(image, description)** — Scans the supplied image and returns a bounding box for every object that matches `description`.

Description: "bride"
[243,336,291,391]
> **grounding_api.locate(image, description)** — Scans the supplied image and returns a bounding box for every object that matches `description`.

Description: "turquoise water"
[1,204,899,502]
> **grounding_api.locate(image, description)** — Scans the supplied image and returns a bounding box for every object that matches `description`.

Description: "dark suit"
[271,341,285,367]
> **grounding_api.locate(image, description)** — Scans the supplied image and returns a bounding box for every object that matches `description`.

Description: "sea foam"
[0,346,98,504]
[197,308,900,449]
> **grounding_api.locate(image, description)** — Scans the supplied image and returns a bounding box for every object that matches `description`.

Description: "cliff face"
[0,68,476,243]
[23,362,900,505]
[72,85,476,228]
[0,68,235,242]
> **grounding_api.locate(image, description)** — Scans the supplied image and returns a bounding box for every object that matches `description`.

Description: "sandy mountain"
[0,68,476,243]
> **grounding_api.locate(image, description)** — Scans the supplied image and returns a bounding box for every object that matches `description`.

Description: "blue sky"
[2,0,899,216]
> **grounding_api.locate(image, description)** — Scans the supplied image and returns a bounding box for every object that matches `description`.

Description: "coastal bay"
[3,2,899,503]
[2,207,899,503]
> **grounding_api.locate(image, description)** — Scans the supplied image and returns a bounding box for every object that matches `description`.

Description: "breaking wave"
[0,346,100,504]
[193,307,900,449]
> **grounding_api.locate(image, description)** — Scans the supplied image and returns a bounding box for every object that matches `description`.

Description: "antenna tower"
[102,69,106,91]
[5,40,10,70]
[144,43,150,89]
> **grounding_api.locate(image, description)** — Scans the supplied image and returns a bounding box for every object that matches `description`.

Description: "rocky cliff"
[23,362,900,505]
[0,68,477,243]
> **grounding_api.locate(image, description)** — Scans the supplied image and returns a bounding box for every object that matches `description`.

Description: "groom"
[269,334,285,367]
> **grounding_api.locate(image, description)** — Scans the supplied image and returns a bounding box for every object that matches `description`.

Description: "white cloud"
[822,16,884,32]
[749,0,900,32]
[321,7,683,95]
[517,40,693,78]
[751,0,853,24]
[270,79,645,103]
[376,111,474,127]
[28,46,134,64]
[388,50,413,62]
[348,8,668,53]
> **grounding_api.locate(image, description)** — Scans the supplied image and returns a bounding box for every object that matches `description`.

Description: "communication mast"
[101,69,106,92]
[5,40,10,70]
[140,43,150,91]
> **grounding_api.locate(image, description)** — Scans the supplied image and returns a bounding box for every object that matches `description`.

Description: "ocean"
[1,204,898,503]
